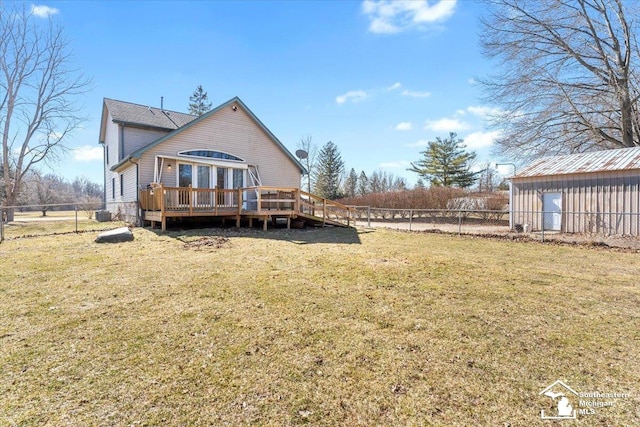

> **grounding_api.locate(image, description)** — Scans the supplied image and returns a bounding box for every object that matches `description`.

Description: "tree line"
[1,167,103,216]
[300,132,504,201]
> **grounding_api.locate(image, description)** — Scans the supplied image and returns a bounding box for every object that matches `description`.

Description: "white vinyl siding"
[122,127,169,158]
[103,111,119,169]
[105,162,139,222]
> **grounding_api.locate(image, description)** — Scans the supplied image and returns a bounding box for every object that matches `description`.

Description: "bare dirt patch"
[180,235,230,250]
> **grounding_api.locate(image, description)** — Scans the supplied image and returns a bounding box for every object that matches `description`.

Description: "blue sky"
[33,0,509,186]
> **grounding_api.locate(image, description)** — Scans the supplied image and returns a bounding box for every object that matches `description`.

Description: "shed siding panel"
[512,171,640,235]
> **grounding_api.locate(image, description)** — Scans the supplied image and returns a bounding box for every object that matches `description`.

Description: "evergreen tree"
[313,141,344,199]
[343,168,358,198]
[188,85,212,116]
[408,132,479,188]
[357,171,369,196]
[415,177,426,189]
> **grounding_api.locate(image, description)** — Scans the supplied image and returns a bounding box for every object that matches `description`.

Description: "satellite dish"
[295,149,308,159]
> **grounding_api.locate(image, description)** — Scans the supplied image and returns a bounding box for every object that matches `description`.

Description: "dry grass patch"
[0,226,639,426]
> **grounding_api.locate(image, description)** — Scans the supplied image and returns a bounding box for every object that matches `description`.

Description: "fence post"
[458,210,462,236]
[409,209,413,231]
[75,205,79,233]
[0,206,4,243]
[541,210,545,242]
[367,206,371,228]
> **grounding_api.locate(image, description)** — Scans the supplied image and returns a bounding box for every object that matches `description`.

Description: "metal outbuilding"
[510,147,640,236]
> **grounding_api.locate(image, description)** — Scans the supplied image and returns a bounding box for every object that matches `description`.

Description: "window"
[178,164,193,187]
[233,169,243,189]
[178,150,244,162]
[120,174,124,196]
[217,167,227,189]
[112,178,115,199]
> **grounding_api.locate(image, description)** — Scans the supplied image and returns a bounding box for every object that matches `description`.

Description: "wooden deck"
[139,185,355,231]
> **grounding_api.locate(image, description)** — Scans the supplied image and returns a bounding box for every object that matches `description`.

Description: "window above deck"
[178,150,244,162]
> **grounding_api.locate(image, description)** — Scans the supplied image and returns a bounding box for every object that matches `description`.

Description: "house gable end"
[129,97,305,174]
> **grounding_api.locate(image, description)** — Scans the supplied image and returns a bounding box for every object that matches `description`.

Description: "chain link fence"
[0,202,131,243]
[2,202,639,249]
[350,206,640,249]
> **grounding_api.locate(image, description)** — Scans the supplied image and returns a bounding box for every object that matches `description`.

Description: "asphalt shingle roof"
[104,98,197,130]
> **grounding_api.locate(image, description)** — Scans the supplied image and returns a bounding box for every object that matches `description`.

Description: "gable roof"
[109,96,305,174]
[101,98,197,136]
[514,146,640,179]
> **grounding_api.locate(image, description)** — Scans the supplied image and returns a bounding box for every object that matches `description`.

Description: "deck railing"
[300,190,354,226]
[139,184,355,226]
[140,186,241,215]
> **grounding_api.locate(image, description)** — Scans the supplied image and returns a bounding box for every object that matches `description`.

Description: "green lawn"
[0,226,638,426]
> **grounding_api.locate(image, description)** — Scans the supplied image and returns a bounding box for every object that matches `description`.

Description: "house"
[510,146,640,235]
[99,96,353,230]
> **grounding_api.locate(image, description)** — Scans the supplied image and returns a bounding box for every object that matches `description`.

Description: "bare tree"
[476,162,500,193]
[30,172,70,216]
[480,0,640,160]
[0,5,90,221]
[296,135,318,194]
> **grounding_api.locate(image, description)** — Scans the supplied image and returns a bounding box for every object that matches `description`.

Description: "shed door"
[543,192,562,231]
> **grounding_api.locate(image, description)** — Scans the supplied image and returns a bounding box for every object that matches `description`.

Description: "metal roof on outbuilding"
[514,146,640,178]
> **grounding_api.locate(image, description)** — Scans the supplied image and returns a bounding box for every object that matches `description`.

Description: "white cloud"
[405,139,431,147]
[336,82,403,104]
[468,78,477,85]
[336,90,368,105]
[466,105,503,119]
[425,117,470,132]
[73,145,103,162]
[362,0,457,34]
[395,122,412,131]
[463,130,501,149]
[379,160,411,169]
[31,5,60,18]
[401,89,431,98]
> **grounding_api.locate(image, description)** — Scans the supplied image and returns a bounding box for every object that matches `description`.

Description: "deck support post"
[322,199,326,227]
[287,217,291,229]
[236,215,240,228]
[263,216,268,231]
